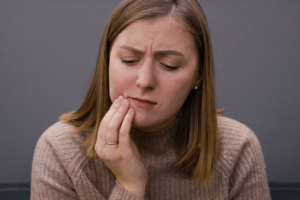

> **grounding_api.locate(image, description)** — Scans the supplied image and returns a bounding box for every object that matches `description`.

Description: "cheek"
[159,76,194,112]
[109,62,134,101]
[163,74,193,99]
[168,83,191,105]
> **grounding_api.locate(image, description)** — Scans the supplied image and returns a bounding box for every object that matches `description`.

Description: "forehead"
[113,16,196,55]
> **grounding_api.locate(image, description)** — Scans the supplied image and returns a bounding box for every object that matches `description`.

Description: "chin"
[131,114,155,132]
[132,116,149,129]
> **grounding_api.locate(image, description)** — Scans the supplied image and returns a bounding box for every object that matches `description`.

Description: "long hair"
[60,0,219,182]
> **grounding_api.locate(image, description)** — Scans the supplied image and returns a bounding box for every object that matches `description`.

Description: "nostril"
[136,81,153,90]
[136,65,156,90]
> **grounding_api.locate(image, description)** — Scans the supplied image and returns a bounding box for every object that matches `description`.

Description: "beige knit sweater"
[31,115,271,200]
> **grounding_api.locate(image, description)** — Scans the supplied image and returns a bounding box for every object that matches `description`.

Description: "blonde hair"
[60,0,220,182]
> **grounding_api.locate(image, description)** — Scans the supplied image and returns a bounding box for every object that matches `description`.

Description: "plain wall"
[0,0,299,183]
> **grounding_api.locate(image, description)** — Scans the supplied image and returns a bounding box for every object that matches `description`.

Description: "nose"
[136,60,156,90]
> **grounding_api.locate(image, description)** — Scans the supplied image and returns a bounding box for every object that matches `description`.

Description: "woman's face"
[109,16,200,132]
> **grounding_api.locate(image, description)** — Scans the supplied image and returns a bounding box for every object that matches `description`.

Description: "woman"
[31,0,271,199]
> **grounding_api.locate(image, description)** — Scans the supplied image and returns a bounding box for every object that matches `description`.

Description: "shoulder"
[216,115,265,177]
[217,115,258,143]
[37,121,76,142]
[33,121,88,174]
[36,121,85,152]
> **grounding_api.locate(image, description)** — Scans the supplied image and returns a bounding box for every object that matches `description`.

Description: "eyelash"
[122,60,138,64]
[159,62,178,70]
[121,60,178,70]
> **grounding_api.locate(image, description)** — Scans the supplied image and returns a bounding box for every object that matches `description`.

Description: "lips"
[129,97,157,108]
[131,98,156,104]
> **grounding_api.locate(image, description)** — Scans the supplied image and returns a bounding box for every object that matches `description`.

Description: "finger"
[96,96,124,149]
[101,96,124,126]
[119,108,134,152]
[106,99,130,146]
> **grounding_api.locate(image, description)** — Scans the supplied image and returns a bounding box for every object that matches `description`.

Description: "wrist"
[117,180,147,199]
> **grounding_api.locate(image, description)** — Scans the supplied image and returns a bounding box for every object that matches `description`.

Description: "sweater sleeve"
[31,122,144,200]
[31,132,79,200]
[109,181,144,200]
[228,129,271,200]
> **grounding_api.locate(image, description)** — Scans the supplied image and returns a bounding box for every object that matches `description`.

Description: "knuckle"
[107,123,115,132]
[119,129,126,137]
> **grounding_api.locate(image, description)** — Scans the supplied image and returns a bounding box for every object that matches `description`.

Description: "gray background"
[0,0,299,183]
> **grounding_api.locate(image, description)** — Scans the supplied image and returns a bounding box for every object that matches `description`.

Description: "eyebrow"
[119,45,184,57]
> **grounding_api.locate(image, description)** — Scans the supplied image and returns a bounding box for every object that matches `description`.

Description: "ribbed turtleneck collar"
[130,112,182,155]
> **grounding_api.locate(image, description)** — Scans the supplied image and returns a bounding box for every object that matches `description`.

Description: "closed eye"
[160,62,178,70]
[122,60,139,64]
[122,60,178,70]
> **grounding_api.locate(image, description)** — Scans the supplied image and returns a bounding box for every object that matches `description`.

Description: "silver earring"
[194,86,198,90]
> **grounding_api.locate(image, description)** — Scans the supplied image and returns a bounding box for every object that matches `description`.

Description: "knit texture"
[31,115,271,200]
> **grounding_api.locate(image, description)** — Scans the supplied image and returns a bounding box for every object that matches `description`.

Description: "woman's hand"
[95,96,148,199]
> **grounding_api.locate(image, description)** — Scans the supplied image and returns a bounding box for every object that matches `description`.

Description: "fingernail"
[115,96,122,103]
[122,99,128,106]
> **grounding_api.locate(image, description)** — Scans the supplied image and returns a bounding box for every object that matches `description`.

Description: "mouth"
[131,98,157,104]
[129,97,157,108]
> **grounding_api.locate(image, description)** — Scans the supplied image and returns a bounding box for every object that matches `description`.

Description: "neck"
[132,111,180,133]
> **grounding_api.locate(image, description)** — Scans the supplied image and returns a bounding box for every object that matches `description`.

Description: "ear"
[194,72,203,88]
